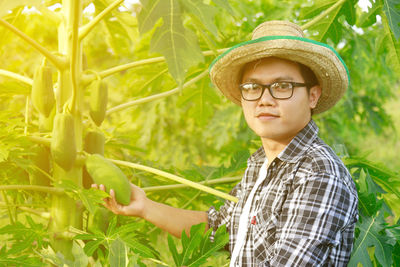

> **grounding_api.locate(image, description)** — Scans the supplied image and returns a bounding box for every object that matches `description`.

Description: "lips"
[256,112,279,121]
[256,112,279,118]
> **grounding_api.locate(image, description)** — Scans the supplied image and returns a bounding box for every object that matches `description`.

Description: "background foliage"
[0,0,400,266]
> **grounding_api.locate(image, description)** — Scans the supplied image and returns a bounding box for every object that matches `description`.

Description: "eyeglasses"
[239,81,310,101]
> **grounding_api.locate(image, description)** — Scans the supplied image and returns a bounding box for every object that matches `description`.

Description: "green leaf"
[383,0,400,39]
[357,0,383,27]
[109,237,127,267]
[356,169,383,216]
[167,223,229,267]
[299,0,337,19]
[349,212,396,267]
[179,0,218,36]
[168,235,180,266]
[78,188,109,214]
[211,0,234,14]
[381,12,400,72]
[138,0,204,86]
[71,241,89,267]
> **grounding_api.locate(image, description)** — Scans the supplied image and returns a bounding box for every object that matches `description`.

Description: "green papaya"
[51,113,76,171]
[29,145,51,186]
[82,130,105,188]
[85,154,130,205]
[31,63,55,117]
[84,130,105,155]
[88,80,108,127]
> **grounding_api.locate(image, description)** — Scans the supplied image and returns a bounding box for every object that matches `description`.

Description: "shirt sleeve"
[265,172,357,266]
[207,180,242,231]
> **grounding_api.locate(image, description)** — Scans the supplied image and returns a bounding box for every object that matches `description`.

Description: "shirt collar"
[277,119,319,163]
[248,120,319,164]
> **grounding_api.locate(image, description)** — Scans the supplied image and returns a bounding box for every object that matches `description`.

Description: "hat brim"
[209,36,349,114]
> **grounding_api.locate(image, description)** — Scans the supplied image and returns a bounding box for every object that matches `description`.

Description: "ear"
[308,85,322,109]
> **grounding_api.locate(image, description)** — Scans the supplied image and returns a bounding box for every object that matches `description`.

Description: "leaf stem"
[79,0,124,40]
[109,158,239,203]
[0,185,65,195]
[81,48,227,84]
[27,136,51,146]
[301,0,346,30]
[106,69,208,115]
[0,69,33,85]
[142,176,241,192]
[0,19,68,70]
[1,191,15,224]
[17,206,51,219]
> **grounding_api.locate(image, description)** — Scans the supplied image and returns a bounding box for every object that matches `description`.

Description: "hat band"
[209,35,350,84]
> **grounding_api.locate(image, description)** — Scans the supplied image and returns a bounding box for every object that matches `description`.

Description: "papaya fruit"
[85,154,130,205]
[84,130,105,155]
[31,63,55,117]
[82,130,105,188]
[51,113,76,171]
[88,80,108,127]
[29,145,51,186]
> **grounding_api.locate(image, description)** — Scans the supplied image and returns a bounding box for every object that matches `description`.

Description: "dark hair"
[298,62,319,89]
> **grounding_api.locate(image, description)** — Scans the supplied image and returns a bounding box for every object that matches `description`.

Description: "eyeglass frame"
[239,81,312,101]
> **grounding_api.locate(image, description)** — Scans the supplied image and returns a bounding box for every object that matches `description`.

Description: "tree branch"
[0,19,68,70]
[106,69,208,115]
[0,69,33,85]
[109,158,239,203]
[79,0,124,40]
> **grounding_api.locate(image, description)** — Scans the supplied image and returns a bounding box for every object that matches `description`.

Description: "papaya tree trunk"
[49,0,83,259]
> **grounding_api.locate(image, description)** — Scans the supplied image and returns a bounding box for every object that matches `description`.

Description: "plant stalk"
[110,159,239,203]
[0,19,67,70]
[0,69,33,85]
[142,176,241,192]
[106,69,208,115]
[0,185,65,195]
[81,48,227,84]
[79,0,124,40]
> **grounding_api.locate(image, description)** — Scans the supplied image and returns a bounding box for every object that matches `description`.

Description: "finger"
[91,184,98,189]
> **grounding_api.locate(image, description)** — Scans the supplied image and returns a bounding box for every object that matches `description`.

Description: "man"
[95,21,358,266]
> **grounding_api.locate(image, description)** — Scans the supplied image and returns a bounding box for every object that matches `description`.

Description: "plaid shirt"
[207,120,358,266]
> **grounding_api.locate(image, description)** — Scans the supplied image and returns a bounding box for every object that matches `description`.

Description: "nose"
[258,87,276,106]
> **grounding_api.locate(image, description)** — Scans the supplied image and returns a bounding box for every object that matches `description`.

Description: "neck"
[261,136,292,164]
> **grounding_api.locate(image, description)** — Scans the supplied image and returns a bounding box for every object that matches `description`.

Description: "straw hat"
[209,20,350,114]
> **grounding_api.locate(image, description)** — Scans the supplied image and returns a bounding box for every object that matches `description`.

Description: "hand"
[91,183,147,218]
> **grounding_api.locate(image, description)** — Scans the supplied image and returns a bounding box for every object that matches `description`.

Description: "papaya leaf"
[71,241,89,267]
[355,169,383,216]
[138,0,203,86]
[168,234,180,266]
[357,0,383,27]
[383,0,400,39]
[349,211,396,267]
[381,12,400,72]
[299,0,337,19]
[343,157,400,199]
[211,0,234,14]
[78,188,109,214]
[179,0,218,36]
[167,223,229,267]
[109,237,127,267]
